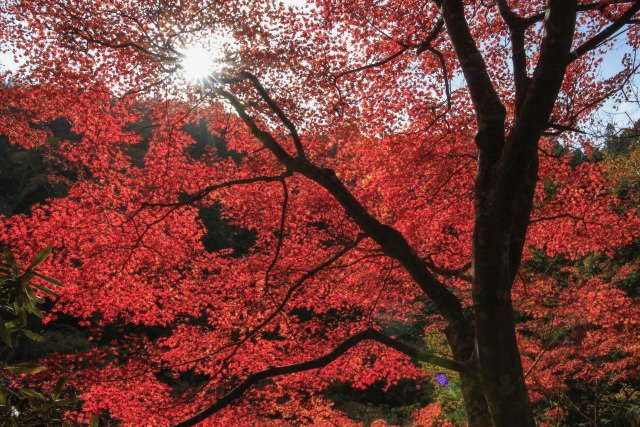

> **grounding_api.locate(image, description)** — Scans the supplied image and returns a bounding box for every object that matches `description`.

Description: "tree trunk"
[471,184,537,426]
[446,320,492,426]
[459,370,493,427]
[446,294,535,427]
[473,288,535,426]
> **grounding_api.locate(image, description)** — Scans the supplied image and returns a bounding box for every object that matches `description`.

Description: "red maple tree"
[1,0,640,425]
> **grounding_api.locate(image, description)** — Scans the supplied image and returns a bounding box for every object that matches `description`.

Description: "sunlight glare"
[180,44,217,83]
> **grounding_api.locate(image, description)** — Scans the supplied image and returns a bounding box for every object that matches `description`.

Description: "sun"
[180,44,217,83]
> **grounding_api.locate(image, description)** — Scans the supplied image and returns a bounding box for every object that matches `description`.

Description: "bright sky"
[593,37,640,131]
[0,51,19,72]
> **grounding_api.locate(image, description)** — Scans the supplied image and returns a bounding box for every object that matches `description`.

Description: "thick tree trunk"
[445,320,492,427]
[471,151,538,426]
[473,286,535,426]
[472,233,536,425]
[478,328,534,426]
[459,370,493,427]
[446,320,492,426]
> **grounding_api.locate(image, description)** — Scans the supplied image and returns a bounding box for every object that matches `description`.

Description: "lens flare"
[180,44,216,83]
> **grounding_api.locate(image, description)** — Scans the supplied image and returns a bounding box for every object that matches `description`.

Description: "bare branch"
[508,1,578,146]
[335,45,411,79]
[141,172,292,208]
[213,86,298,164]
[424,46,452,111]
[529,213,584,224]
[264,180,289,294]
[218,72,307,159]
[497,0,578,287]
[425,260,473,283]
[496,0,524,27]
[570,1,640,63]
[436,0,506,146]
[415,19,451,111]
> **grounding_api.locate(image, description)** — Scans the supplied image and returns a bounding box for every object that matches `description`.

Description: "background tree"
[1,0,639,425]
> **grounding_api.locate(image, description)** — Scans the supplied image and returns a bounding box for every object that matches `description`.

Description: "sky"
[594,37,640,131]
[0,51,18,72]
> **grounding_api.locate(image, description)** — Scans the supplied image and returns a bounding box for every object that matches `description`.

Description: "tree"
[1,0,639,425]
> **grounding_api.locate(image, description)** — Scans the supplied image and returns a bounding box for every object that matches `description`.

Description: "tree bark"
[446,320,492,426]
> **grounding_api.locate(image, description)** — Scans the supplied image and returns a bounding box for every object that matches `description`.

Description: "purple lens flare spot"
[436,373,448,386]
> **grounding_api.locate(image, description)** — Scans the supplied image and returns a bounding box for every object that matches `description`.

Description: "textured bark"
[467,1,579,425]
[459,370,493,427]
[446,320,492,427]
[472,174,536,426]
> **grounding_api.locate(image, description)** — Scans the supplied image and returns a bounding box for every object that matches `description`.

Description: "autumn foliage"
[1,0,640,425]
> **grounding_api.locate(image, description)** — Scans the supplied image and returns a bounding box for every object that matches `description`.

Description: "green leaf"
[32,306,44,319]
[28,247,52,270]
[22,329,45,342]
[5,362,47,375]
[31,282,60,298]
[21,388,47,401]
[0,383,7,406]
[90,413,101,427]
[0,323,13,348]
[32,401,54,414]
[55,397,79,405]
[20,270,36,284]
[53,373,68,399]
[34,272,63,287]
[2,249,18,269]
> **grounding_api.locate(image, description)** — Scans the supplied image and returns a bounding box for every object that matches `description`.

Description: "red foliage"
[1,0,639,425]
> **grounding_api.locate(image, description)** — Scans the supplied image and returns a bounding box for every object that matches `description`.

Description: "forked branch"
[212,83,465,327]
[218,72,307,159]
[435,0,506,135]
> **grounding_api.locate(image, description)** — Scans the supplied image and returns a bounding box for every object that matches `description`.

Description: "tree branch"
[425,260,473,283]
[212,84,466,328]
[544,122,588,136]
[335,46,411,79]
[522,2,621,27]
[510,0,577,135]
[218,72,307,159]
[496,0,577,287]
[171,328,463,427]
[495,0,524,27]
[569,1,640,64]
[420,45,452,111]
[496,0,531,114]
[264,180,289,294]
[415,18,445,55]
[140,172,292,208]
[436,0,506,149]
